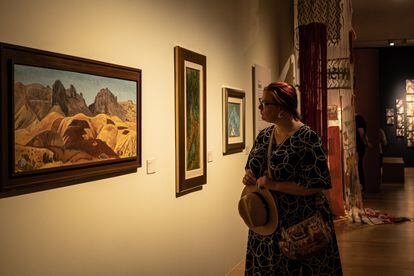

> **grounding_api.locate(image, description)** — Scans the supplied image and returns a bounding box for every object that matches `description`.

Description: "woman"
[242,82,342,275]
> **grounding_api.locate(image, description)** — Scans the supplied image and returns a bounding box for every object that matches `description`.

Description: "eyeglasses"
[259,98,278,108]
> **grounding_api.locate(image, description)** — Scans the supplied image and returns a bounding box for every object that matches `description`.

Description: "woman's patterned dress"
[245,125,342,275]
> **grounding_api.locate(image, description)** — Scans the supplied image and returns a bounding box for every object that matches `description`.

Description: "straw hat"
[238,185,278,236]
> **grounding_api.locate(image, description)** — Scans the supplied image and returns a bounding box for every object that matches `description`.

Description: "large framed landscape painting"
[222,87,245,155]
[174,46,206,197]
[0,43,141,197]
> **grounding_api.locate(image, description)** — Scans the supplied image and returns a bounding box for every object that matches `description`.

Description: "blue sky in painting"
[14,64,136,105]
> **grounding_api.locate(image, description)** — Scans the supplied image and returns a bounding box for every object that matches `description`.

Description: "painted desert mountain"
[14,80,137,173]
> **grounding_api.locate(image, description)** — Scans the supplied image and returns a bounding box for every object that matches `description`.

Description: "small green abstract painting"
[186,67,200,171]
[228,102,241,137]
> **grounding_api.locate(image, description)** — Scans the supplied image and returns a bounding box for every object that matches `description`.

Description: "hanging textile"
[327,126,345,217]
[295,0,364,223]
[342,103,363,220]
[299,22,328,149]
[298,0,342,46]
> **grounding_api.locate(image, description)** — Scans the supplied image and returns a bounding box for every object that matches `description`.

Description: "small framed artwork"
[407,94,414,102]
[386,117,394,125]
[385,108,394,125]
[407,102,414,116]
[222,87,245,155]
[396,99,404,114]
[174,46,206,197]
[386,108,395,117]
[0,43,141,197]
[406,80,414,94]
[407,131,414,147]
[407,120,414,131]
[397,114,405,128]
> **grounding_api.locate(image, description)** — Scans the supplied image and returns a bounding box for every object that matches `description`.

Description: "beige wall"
[0,0,293,275]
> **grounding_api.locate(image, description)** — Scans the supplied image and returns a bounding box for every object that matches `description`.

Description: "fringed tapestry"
[299,22,328,150]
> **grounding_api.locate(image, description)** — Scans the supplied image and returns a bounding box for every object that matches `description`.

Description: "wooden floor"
[228,168,414,275]
[336,168,414,275]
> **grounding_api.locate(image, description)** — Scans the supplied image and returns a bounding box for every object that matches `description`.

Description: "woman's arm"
[257,176,323,196]
[242,169,257,186]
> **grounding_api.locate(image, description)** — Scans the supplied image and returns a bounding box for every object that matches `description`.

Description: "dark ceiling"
[352,0,414,47]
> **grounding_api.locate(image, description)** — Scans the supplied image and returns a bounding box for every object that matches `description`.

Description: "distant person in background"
[355,114,372,192]
[378,128,388,182]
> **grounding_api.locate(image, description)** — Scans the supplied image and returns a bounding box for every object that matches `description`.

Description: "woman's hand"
[242,169,256,186]
[256,175,272,190]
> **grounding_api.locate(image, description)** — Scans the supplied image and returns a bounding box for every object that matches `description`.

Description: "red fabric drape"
[327,126,345,216]
[299,22,328,150]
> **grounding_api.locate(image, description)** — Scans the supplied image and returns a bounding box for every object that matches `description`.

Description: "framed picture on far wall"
[222,87,245,155]
[385,108,394,125]
[386,117,394,125]
[406,80,414,94]
[407,117,414,131]
[396,99,405,114]
[407,131,414,147]
[174,46,207,197]
[407,102,414,116]
[396,128,405,137]
[407,94,414,102]
[397,114,405,128]
[0,43,142,197]
[386,108,395,117]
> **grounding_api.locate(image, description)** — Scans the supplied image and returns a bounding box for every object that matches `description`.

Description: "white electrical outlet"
[146,159,156,174]
[208,151,214,163]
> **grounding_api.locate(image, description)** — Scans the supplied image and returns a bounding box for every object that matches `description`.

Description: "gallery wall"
[379,47,414,166]
[355,47,414,168]
[0,0,294,275]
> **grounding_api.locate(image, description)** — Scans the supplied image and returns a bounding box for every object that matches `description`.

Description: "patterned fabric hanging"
[298,0,342,46]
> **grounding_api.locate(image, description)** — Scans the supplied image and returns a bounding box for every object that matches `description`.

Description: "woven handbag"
[278,212,332,260]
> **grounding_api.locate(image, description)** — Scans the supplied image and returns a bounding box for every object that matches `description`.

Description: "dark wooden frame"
[174,46,206,197]
[223,87,245,155]
[0,43,142,197]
